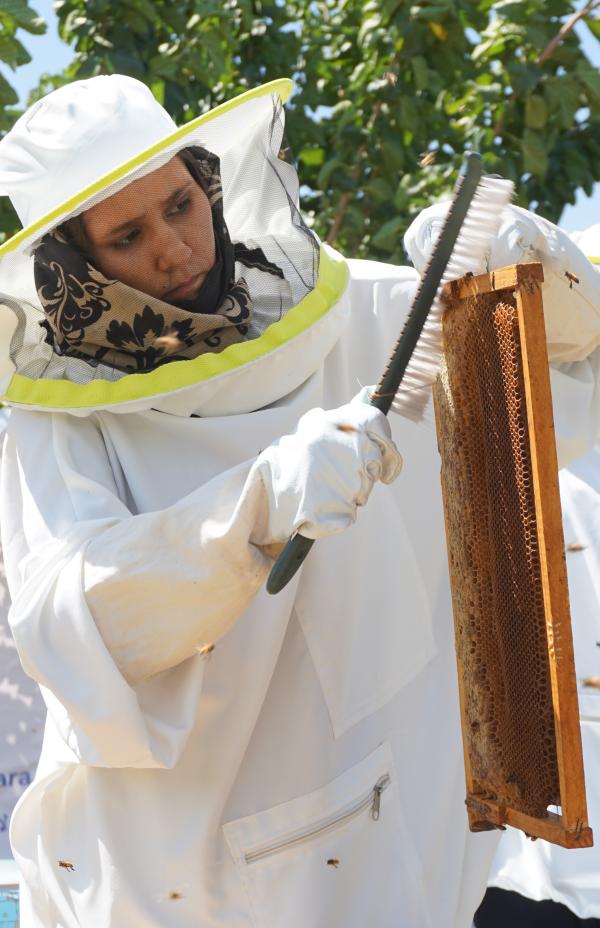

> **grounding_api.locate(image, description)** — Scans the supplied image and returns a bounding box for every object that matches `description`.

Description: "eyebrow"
[101,182,195,239]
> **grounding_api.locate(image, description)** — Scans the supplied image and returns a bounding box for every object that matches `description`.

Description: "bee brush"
[267,152,514,595]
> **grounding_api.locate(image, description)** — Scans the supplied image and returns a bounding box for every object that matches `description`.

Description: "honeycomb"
[434,286,560,818]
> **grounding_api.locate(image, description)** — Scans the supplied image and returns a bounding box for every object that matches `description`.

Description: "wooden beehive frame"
[434,262,593,848]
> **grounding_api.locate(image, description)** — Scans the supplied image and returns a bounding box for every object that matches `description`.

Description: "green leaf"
[393,183,410,211]
[198,31,226,74]
[0,69,18,105]
[124,0,159,24]
[0,33,30,69]
[410,4,452,23]
[317,156,342,190]
[371,214,405,251]
[506,61,539,96]
[150,79,165,105]
[545,77,583,129]
[400,97,419,131]
[349,61,369,87]
[521,129,548,180]
[0,0,45,34]
[364,177,395,202]
[62,9,87,33]
[411,55,429,91]
[583,15,600,41]
[357,14,381,46]
[108,49,146,77]
[525,94,547,129]
[471,36,505,60]
[491,0,525,10]
[298,147,325,167]
[577,67,600,104]
[380,137,406,173]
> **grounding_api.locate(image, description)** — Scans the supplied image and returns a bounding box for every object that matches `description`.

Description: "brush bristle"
[393,175,514,422]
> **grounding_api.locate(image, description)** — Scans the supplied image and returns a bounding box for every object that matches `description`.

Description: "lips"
[166,273,202,300]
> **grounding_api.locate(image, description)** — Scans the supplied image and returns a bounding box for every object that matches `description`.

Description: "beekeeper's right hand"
[250,390,402,545]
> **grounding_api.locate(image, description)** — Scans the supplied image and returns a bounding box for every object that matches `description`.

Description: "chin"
[172,291,202,309]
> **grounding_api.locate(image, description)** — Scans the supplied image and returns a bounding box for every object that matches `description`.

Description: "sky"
[2,0,599,232]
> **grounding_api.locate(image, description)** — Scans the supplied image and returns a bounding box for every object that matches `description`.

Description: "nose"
[155,225,192,274]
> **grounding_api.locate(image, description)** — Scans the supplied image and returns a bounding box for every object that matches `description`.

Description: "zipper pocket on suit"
[244,773,391,864]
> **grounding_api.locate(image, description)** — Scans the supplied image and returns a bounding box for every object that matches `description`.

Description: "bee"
[419,151,437,168]
[154,331,184,353]
[327,858,340,868]
[168,891,183,901]
[195,643,215,658]
[58,860,75,872]
[564,271,579,289]
[583,676,600,689]
[566,541,586,552]
[336,423,357,434]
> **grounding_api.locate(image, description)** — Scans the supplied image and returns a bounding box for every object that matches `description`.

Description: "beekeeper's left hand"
[250,388,402,544]
[405,201,600,364]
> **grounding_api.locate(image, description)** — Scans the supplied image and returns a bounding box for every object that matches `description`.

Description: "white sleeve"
[551,348,600,469]
[3,412,271,683]
[489,205,600,364]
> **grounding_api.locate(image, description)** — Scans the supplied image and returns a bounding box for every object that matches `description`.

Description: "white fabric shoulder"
[346,256,419,284]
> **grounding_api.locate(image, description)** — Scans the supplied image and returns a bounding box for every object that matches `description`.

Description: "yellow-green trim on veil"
[2,245,349,409]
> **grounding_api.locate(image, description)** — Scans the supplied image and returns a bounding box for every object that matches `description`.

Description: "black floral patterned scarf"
[33,146,284,374]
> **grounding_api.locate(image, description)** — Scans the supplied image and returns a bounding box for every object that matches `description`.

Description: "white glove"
[404,202,600,364]
[250,389,402,543]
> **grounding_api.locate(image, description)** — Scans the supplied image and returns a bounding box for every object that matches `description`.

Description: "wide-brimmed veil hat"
[0,75,349,415]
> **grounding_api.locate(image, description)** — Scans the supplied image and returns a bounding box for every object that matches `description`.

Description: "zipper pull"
[371,774,391,821]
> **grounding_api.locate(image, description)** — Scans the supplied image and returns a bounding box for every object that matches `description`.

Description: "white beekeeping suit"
[484,228,600,921]
[0,408,44,859]
[0,75,598,928]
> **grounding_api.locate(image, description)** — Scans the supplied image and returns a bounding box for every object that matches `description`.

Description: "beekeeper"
[0,75,599,928]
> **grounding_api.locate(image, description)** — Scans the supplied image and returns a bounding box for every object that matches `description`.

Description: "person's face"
[83,156,216,303]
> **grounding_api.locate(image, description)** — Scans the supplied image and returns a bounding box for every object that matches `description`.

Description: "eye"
[168,196,191,217]
[113,228,140,249]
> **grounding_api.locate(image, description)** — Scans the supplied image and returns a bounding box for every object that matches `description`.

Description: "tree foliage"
[1,0,599,261]
[0,0,46,233]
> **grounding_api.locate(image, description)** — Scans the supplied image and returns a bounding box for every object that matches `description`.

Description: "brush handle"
[266,153,483,595]
[371,152,483,414]
[266,534,314,595]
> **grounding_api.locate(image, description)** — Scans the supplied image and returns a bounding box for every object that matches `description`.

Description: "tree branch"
[326,192,351,244]
[536,0,600,66]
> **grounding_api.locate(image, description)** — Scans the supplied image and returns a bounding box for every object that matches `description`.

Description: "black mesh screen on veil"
[1,95,320,386]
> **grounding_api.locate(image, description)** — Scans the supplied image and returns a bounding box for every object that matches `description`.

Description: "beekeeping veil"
[0,75,348,416]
